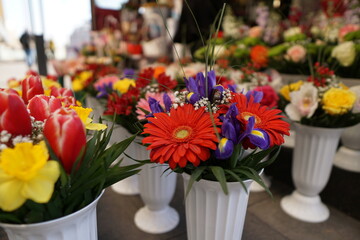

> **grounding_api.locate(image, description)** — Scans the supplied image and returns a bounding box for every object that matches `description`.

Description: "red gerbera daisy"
[142,104,220,169]
[232,93,290,147]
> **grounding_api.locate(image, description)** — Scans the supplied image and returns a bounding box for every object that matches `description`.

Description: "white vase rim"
[182,169,262,190]
[0,190,104,228]
[294,122,345,132]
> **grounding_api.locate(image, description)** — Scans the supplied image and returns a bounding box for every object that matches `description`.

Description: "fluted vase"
[0,191,104,240]
[281,123,344,223]
[334,123,360,172]
[110,125,139,195]
[183,174,253,240]
[134,139,179,234]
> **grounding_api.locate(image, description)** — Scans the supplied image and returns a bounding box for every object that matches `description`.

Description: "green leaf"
[256,146,281,169]
[210,166,228,195]
[229,144,241,169]
[185,167,206,198]
[224,169,248,194]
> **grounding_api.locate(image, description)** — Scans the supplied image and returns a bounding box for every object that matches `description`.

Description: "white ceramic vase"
[0,191,103,240]
[183,174,253,240]
[110,125,139,195]
[134,141,179,234]
[333,123,360,173]
[281,123,344,223]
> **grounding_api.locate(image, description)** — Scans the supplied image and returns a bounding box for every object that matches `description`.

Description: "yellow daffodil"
[0,141,60,211]
[70,106,107,131]
[7,79,20,89]
[113,78,136,94]
[72,71,93,92]
[42,78,61,90]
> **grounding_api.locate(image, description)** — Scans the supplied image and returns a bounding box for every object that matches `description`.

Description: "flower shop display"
[141,69,290,239]
[100,66,180,232]
[0,75,142,239]
[279,63,360,222]
[334,85,360,173]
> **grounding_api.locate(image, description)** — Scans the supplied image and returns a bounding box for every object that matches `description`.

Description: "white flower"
[283,27,302,39]
[350,85,360,113]
[331,41,356,67]
[285,83,318,121]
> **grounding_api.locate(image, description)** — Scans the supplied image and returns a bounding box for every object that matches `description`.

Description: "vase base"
[333,146,360,173]
[280,191,329,223]
[111,175,139,195]
[250,174,271,192]
[134,206,179,234]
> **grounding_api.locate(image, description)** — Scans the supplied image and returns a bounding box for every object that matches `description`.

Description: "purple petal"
[196,72,206,97]
[248,129,270,150]
[215,138,234,159]
[123,68,135,78]
[186,77,199,94]
[246,90,263,103]
[163,93,172,112]
[222,118,237,143]
[148,97,163,114]
[186,92,200,104]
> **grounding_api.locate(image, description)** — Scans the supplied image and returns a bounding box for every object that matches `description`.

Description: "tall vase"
[333,123,360,172]
[183,174,253,240]
[134,139,179,234]
[0,191,104,240]
[110,125,139,195]
[280,123,344,223]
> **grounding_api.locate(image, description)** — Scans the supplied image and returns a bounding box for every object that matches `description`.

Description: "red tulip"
[28,95,62,121]
[22,75,44,104]
[50,86,74,97]
[43,108,86,173]
[0,92,32,136]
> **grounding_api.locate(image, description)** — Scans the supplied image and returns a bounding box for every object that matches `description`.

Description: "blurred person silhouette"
[20,30,34,68]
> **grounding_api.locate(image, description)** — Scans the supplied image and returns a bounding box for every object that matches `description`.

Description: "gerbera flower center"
[173,126,193,141]
[241,112,261,124]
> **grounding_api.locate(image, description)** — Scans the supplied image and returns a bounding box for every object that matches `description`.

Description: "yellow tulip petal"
[0,176,26,211]
[86,123,107,131]
[22,161,60,204]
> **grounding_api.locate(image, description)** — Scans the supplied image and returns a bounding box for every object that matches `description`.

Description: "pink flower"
[248,26,263,38]
[285,45,306,63]
[94,75,120,90]
[136,92,174,120]
[253,85,279,108]
[339,24,360,42]
[21,75,44,104]
[50,86,74,97]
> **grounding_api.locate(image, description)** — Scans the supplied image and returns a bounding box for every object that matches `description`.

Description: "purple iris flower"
[215,138,234,159]
[240,117,270,150]
[227,84,237,92]
[123,68,135,78]
[184,70,217,102]
[246,90,263,103]
[214,103,242,159]
[148,97,163,114]
[163,93,172,112]
[96,82,113,98]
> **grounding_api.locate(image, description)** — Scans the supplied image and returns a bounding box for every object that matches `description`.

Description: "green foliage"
[344,30,360,41]
[0,128,143,224]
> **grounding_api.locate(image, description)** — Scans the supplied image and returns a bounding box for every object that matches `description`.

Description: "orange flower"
[231,93,290,147]
[250,45,269,68]
[153,66,166,79]
[142,104,220,169]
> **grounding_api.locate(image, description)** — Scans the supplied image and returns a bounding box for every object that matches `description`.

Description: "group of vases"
[2,95,359,240]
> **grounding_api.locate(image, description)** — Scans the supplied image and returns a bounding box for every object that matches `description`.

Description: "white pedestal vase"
[110,125,139,195]
[334,123,360,173]
[183,174,253,240]
[134,141,179,234]
[283,129,295,148]
[0,191,104,240]
[280,124,344,223]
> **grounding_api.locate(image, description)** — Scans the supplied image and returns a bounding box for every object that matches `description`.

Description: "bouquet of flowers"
[103,66,179,133]
[0,75,141,224]
[140,69,290,194]
[280,62,360,128]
